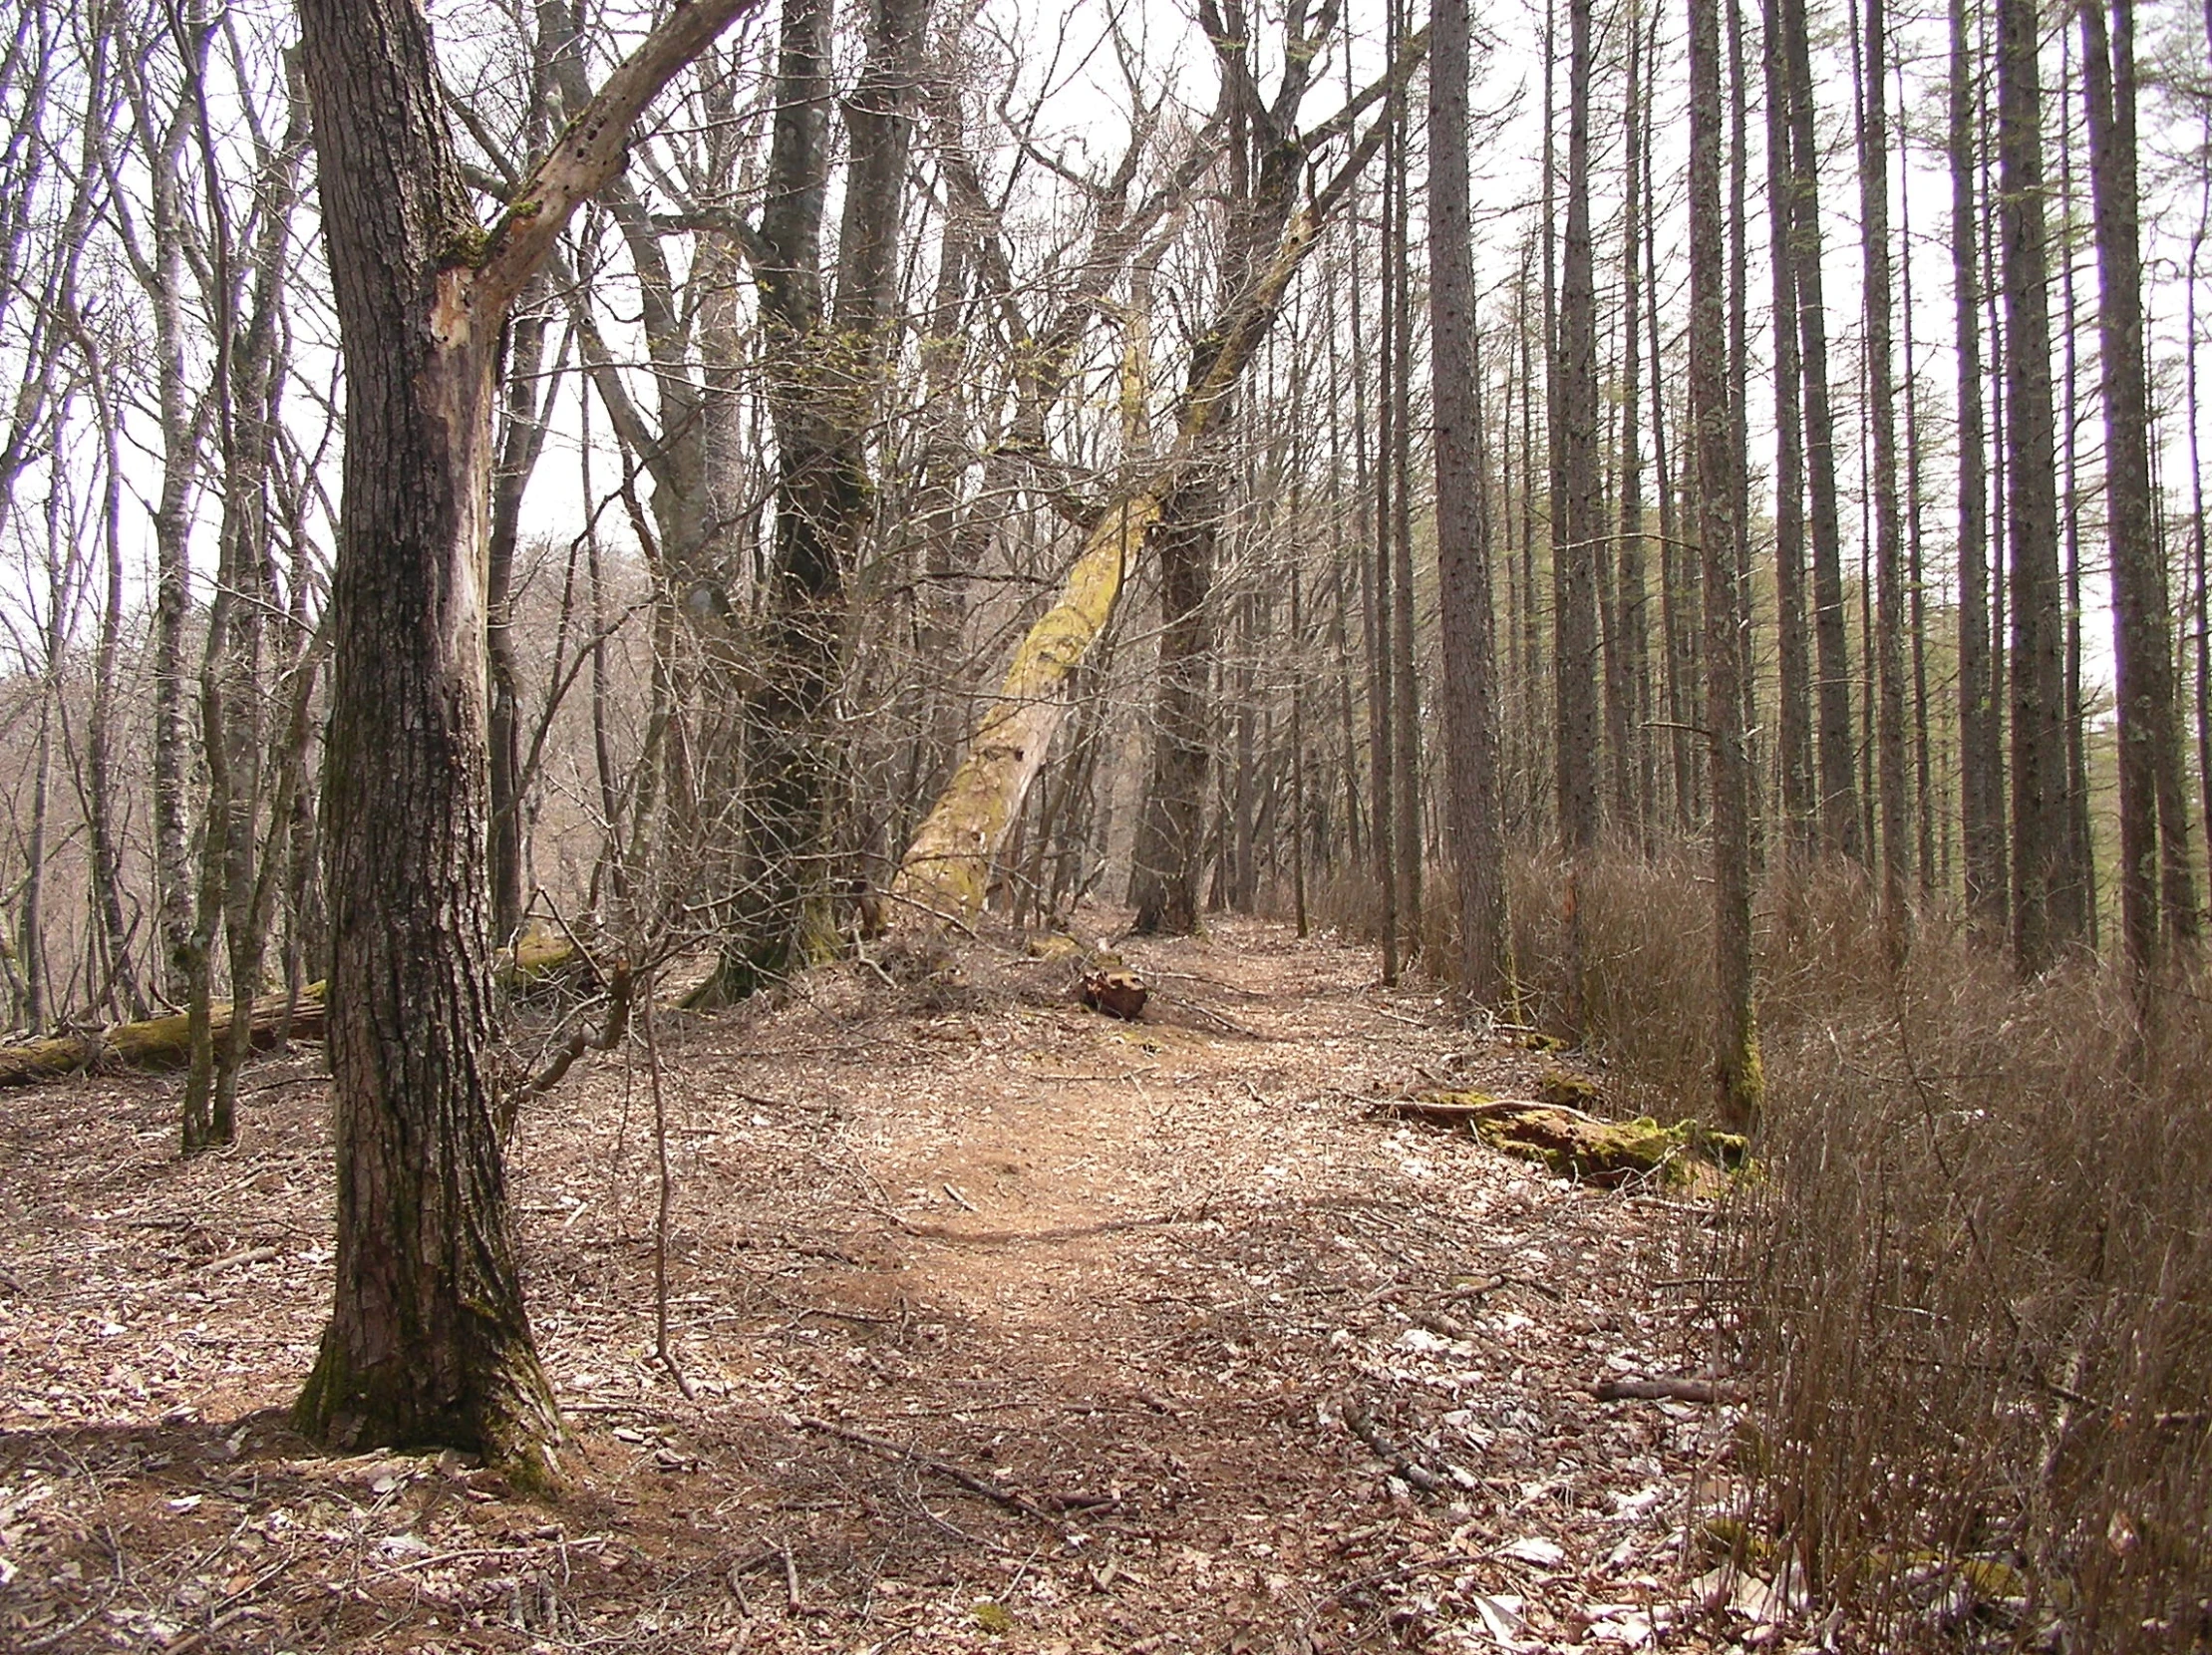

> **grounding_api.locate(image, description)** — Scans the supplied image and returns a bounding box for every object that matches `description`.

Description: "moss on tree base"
[293,1325,565,1496]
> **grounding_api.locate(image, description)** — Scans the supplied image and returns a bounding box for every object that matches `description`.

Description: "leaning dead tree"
[892,25,1426,927]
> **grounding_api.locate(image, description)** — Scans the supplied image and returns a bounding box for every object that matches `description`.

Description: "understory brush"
[1305,846,2211,1649]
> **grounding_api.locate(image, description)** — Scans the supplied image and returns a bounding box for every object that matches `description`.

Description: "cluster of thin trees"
[2,0,2209,1464]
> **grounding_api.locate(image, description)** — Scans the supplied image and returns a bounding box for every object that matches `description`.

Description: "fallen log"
[0,935,588,1091]
[1377,1091,1749,1186]
[0,985,328,1089]
[1591,1375,1743,1405]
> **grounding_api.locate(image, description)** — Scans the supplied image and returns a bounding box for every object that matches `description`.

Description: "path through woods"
[0,918,1747,1652]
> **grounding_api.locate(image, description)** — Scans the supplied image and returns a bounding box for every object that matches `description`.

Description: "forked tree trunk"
[897,38,1417,927]
[290,0,757,1481]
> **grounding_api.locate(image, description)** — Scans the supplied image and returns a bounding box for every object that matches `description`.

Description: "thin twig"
[643,974,693,1401]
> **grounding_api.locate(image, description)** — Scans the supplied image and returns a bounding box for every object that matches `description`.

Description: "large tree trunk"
[1996,0,2071,974]
[1856,0,1910,941]
[1780,0,1859,860]
[1430,0,1510,1004]
[2082,0,2196,985]
[290,0,756,1481]
[1556,0,1601,1033]
[1950,0,2002,939]
[1760,0,1813,856]
[1689,0,1761,1131]
[699,0,927,1000]
[1130,459,1226,936]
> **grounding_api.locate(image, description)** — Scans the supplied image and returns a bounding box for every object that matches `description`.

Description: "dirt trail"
[0,915,1739,1653]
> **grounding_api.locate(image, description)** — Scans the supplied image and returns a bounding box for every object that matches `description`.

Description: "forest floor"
[0,913,1771,1655]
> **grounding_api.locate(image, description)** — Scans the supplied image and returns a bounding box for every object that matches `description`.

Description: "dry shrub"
[1502,845,2210,1651]
[1721,929,2212,1652]
[1300,841,2208,1645]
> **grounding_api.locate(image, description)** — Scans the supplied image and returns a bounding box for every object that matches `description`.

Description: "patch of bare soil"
[0,914,1752,1654]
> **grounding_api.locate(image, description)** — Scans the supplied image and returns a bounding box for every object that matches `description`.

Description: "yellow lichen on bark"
[893,496,1159,923]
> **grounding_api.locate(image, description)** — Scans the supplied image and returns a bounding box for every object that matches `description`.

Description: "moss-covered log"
[0,986,328,1088]
[1379,1091,1747,1185]
[0,937,580,1091]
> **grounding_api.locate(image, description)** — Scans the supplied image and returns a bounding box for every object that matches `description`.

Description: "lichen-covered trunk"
[896,498,1157,921]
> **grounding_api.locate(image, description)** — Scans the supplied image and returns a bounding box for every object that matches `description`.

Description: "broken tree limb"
[0,937,587,1091]
[893,496,1158,923]
[1344,1399,1448,1494]
[1591,1375,1744,1405]
[792,1414,1109,1524]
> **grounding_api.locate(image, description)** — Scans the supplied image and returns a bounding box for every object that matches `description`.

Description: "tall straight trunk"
[1616,0,1652,847]
[1690,0,1761,1130]
[487,286,559,946]
[1987,167,2014,921]
[1781,0,1859,858]
[2189,141,2212,896]
[1543,0,1565,844]
[1431,0,1510,1001]
[1365,150,1401,976]
[1997,0,2072,973]
[1520,253,1545,832]
[73,334,146,1020]
[290,0,757,1479]
[1558,0,1602,1031]
[1644,14,1695,831]
[2058,38,2098,949]
[1727,0,1756,849]
[1897,54,1936,895]
[2082,0,2197,979]
[1762,0,1813,853]
[1856,0,1910,936]
[1389,16,1422,950]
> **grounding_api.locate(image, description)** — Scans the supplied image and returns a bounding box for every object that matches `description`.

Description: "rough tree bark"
[1997,0,2072,974]
[1856,0,1910,942]
[1690,0,1762,1131]
[1761,0,1814,855]
[1780,0,1859,860]
[290,0,758,1480]
[1557,0,1601,1032]
[1951,0,2003,940]
[2081,0,2197,985]
[1431,0,1511,1004]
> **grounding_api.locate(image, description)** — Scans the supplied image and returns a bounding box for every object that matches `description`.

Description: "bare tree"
[289,0,759,1479]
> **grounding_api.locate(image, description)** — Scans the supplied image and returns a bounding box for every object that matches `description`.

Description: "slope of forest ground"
[0,915,1771,1654]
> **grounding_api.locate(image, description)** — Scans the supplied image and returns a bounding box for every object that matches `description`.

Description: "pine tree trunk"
[1781,0,1860,859]
[1558,0,1603,1031]
[1761,0,1814,855]
[1856,0,1911,940]
[1431,0,1511,1003]
[1691,0,1762,1130]
[1997,0,2072,974]
[2082,0,2197,981]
